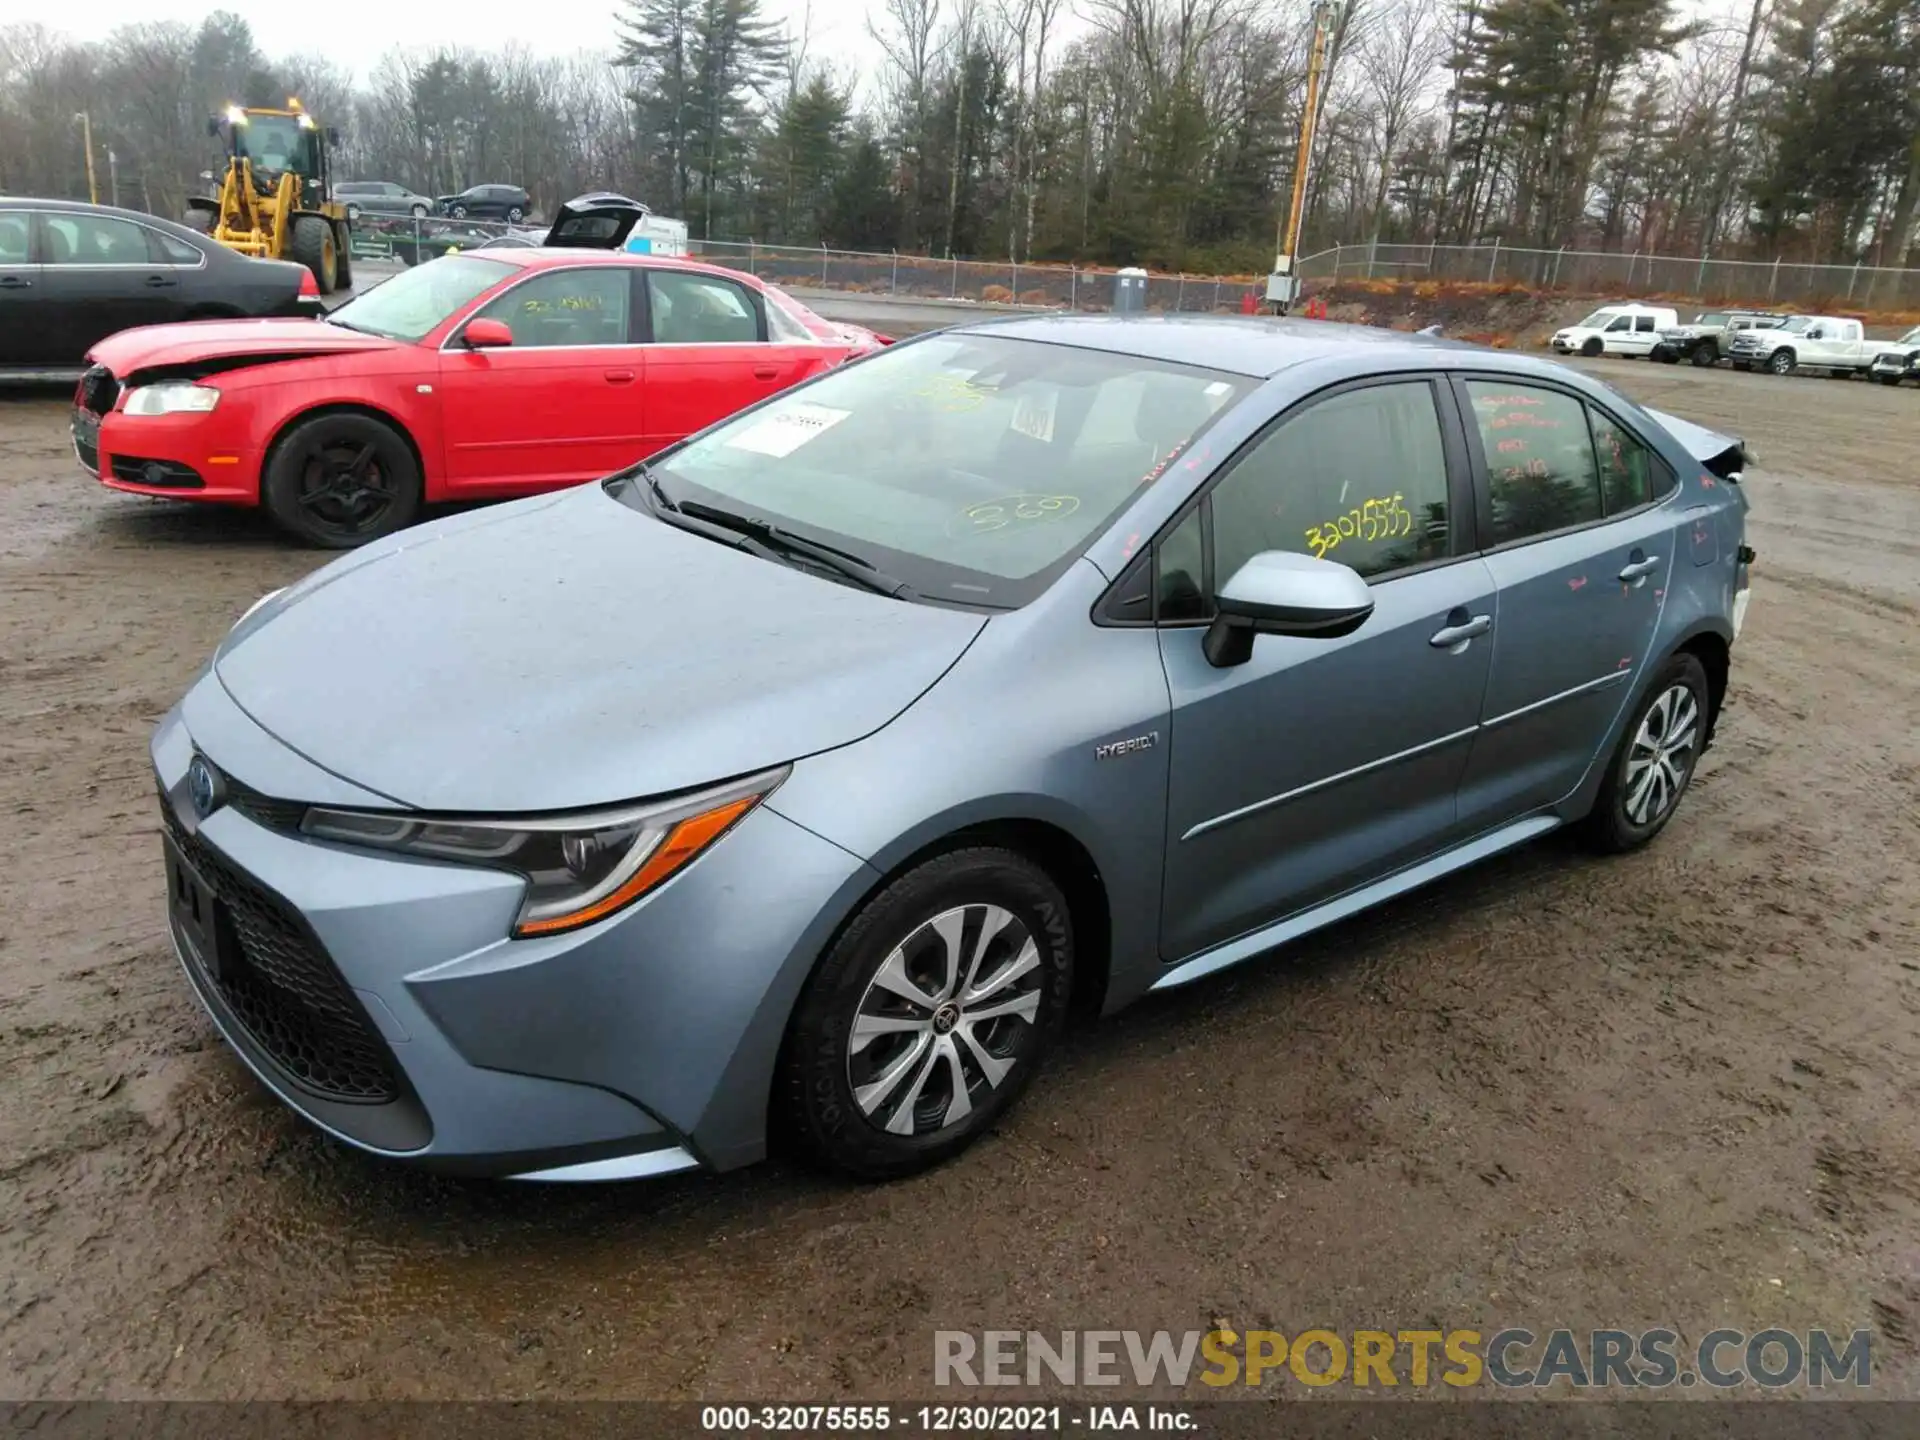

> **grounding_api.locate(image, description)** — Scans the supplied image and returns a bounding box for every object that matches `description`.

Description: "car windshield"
[324,256,513,341]
[1899,326,1920,344]
[1576,310,1622,328]
[1694,312,1729,326]
[1778,317,1813,333]
[630,334,1253,608]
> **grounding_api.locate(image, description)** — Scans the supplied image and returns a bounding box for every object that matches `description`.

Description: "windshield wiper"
[675,499,916,600]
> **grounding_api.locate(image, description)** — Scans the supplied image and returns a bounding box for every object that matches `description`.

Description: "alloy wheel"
[846,904,1044,1137]
[295,437,397,539]
[1624,683,1700,827]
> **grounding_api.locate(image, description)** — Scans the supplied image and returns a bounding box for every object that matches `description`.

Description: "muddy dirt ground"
[2,354,1918,1402]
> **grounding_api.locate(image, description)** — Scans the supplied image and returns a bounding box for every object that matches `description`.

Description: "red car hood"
[88,318,400,376]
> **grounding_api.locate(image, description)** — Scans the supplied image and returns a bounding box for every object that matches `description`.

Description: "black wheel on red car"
[262,412,421,549]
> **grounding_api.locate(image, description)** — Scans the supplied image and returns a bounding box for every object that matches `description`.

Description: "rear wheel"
[1581,653,1709,854]
[1690,343,1718,367]
[261,412,421,549]
[777,847,1074,1180]
[289,214,338,294]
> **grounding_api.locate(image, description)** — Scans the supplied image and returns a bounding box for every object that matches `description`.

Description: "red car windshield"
[326,256,515,342]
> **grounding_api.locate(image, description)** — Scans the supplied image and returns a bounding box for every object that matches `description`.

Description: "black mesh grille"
[225,777,308,834]
[77,365,119,416]
[162,798,401,1104]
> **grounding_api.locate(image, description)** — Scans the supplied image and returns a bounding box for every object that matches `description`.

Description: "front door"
[35,211,183,364]
[1158,376,1495,961]
[1452,377,1676,829]
[640,268,818,450]
[436,265,649,494]
[0,211,38,366]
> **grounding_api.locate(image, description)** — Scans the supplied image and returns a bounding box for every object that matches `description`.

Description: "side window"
[40,213,151,266]
[1464,381,1603,544]
[647,270,761,344]
[1588,408,1667,513]
[1605,316,1631,333]
[0,214,28,264]
[150,229,203,265]
[1635,316,1655,332]
[1156,508,1208,622]
[1208,381,1452,586]
[475,268,631,347]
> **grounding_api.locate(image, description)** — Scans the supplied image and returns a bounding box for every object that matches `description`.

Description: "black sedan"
[434,184,532,222]
[0,198,317,382]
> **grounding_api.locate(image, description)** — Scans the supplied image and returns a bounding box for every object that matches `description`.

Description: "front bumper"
[152,675,878,1177]
[73,397,261,505]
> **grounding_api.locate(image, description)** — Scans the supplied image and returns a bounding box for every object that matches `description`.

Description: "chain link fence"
[344,218,1920,315]
[1300,240,1920,312]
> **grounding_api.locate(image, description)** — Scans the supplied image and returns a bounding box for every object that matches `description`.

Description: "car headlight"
[300,767,787,937]
[122,383,220,416]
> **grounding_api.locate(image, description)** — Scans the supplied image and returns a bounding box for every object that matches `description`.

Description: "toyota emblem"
[187,756,224,817]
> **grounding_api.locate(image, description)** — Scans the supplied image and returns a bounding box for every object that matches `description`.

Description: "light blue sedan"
[153,317,1754,1181]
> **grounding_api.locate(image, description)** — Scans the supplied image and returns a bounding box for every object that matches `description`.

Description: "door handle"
[144,275,178,288]
[1429,614,1492,649]
[1619,553,1662,584]
[603,369,635,383]
[752,365,780,380]
[0,275,30,289]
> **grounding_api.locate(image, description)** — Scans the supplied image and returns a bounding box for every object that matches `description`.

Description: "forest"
[1,0,1916,276]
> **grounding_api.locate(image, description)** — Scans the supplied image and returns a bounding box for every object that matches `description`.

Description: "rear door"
[1452,376,1679,831]
[435,264,650,494]
[639,268,824,449]
[0,212,39,366]
[34,211,182,363]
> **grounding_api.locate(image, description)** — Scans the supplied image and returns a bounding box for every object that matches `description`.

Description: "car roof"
[944,313,1480,379]
[480,248,765,286]
[0,195,218,246]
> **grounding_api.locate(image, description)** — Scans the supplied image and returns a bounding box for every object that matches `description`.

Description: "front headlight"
[122,382,221,416]
[300,768,787,937]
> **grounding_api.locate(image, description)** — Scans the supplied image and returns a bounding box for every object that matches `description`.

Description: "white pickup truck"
[1725,315,1905,377]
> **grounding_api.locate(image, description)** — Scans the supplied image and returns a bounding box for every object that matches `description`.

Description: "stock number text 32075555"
[1304,492,1413,559]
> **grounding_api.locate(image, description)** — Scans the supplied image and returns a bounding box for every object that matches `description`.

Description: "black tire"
[1581,652,1710,855]
[410,203,427,219]
[777,847,1074,1180]
[334,222,353,290]
[1731,360,1751,371]
[1656,349,1678,364]
[261,412,421,549]
[1768,348,1796,375]
[1690,343,1718,367]
[1580,336,1604,358]
[289,214,338,294]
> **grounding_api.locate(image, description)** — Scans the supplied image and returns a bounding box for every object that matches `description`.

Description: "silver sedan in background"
[153,318,1754,1183]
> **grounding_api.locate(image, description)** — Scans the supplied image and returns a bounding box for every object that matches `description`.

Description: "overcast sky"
[2,0,906,95]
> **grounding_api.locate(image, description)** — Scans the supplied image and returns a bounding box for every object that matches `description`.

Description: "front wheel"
[1581,653,1710,854]
[261,412,422,549]
[1580,336,1604,358]
[1769,348,1796,375]
[1690,344,1718,367]
[777,848,1074,1180]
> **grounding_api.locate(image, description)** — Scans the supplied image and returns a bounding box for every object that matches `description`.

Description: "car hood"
[212,486,988,813]
[88,317,398,376]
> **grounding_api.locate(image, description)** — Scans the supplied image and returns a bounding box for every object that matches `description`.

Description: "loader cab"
[207,103,341,207]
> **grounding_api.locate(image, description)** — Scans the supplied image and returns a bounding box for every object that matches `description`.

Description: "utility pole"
[1268,0,1341,312]
[107,149,120,209]
[74,112,99,205]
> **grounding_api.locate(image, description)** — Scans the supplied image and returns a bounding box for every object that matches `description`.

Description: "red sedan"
[71,217,888,547]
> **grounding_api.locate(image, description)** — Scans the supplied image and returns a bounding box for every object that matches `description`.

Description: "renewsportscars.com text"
[933,1328,1872,1390]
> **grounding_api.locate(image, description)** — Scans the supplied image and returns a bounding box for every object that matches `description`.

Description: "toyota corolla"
[154,318,1753,1182]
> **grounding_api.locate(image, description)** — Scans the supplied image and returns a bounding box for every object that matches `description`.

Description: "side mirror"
[1806,328,1824,340]
[1202,552,1374,668]
[459,318,514,349]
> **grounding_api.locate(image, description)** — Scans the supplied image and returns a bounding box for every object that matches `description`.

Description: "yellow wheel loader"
[186,99,353,295]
